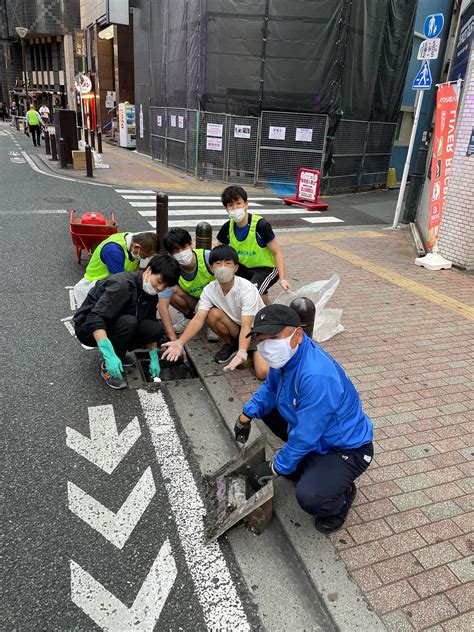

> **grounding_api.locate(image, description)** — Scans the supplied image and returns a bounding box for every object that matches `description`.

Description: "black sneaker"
[122,351,136,367]
[314,483,357,534]
[101,368,127,390]
[214,339,238,364]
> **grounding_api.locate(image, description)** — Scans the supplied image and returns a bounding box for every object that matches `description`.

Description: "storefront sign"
[427,82,459,248]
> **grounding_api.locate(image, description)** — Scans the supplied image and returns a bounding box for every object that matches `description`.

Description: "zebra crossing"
[114,189,344,229]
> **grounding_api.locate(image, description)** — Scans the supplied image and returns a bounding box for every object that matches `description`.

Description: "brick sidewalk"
[206,228,473,631]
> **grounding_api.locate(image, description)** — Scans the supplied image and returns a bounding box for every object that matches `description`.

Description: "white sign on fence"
[206,136,223,151]
[418,38,441,60]
[234,124,251,139]
[178,115,184,129]
[170,115,177,127]
[157,115,162,127]
[295,128,313,142]
[269,126,286,140]
[207,123,223,137]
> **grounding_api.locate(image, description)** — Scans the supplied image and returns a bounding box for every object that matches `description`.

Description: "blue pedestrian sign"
[424,13,444,39]
[412,60,432,90]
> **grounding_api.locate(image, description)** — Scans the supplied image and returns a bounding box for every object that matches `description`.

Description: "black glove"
[254,461,278,487]
[234,417,251,444]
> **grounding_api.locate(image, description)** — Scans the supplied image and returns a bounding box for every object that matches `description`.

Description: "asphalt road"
[1,124,333,631]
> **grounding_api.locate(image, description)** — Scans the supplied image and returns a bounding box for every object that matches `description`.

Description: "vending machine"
[118,103,136,148]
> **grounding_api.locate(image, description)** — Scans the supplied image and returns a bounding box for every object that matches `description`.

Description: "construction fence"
[149,107,396,193]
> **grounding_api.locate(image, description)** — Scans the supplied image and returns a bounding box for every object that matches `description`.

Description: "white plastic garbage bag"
[274,273,344,342]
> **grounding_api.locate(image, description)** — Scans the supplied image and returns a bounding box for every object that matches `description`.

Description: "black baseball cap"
[247,304,301,337]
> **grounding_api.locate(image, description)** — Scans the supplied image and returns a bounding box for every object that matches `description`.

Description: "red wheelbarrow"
[69,210,119,263]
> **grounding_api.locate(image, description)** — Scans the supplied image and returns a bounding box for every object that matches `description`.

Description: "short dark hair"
[221,185,248,207]
[163,228,192,254]
[209,245,239,266]
[132,232,160,257]
[147,254,180,286]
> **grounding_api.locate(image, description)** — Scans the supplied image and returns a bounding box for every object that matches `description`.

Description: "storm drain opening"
[125,349,197,389]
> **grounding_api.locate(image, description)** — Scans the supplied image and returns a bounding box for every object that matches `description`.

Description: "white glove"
[223,350,248,372]
[161,339,184,362]
[279,279,292,292]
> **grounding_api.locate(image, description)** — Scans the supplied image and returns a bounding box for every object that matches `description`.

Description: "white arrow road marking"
[138,389,250,631]
[66,405,141,474]
[70,538,177,631]
[68,467,156,549]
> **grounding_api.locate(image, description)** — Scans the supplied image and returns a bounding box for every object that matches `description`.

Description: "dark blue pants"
[262,408,373,518]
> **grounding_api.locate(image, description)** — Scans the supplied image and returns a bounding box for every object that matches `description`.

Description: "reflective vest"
[229,214,276,268]
[84,233,138,281]
[178,249,214,298]
[27,109,41,125]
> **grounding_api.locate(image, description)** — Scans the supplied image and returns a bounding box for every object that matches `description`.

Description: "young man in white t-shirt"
[162,245,269,379]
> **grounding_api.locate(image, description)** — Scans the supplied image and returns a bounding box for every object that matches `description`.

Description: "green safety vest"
[27,109,41,125]
[178,249,214,298]
[84,232,138,281]
[229,214,276,268]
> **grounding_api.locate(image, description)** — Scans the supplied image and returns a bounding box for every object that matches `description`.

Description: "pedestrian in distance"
[73,231,160,307]
[39,103,50,127]
[162,244,269,380]
[26,104,43,147]
[235,304,374,534]
[217,185,291,305]
[10,101,18,128]
[161,227,214,336]
[73,255,181,389]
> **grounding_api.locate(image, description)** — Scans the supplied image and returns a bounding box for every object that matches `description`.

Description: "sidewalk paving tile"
[402,594,458,629]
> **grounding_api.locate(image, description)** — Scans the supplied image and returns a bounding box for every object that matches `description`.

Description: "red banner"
[427,83,459,248]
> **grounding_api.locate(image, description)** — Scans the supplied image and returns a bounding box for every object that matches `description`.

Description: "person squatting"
[73,185,374,534]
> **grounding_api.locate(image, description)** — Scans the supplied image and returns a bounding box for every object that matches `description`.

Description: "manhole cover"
[126,350,197,389]
[43,197,74,204]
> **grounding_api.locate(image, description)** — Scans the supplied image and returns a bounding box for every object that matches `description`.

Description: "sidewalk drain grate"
[125,350,197,389]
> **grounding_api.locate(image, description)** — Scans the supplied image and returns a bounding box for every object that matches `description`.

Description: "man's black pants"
[29,124,41,146]
[262,408,373,518]
[75,315,164,360]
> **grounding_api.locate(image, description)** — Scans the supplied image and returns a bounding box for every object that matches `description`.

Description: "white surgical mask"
[257,329,299,369]
[174,248,194,266]
[229,208,246,222]
[214,266,235,284]
[131,248,141,261]
[142,272,158,296]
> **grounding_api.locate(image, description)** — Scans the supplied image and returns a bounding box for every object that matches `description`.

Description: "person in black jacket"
[73,255,180,389]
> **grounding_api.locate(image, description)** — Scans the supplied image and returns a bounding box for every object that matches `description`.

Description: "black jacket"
[73,271,158,336]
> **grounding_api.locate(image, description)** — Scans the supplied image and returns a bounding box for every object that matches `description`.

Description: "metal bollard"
[85,144,94,178]
[90,130,96,151]
[84,128,89,145]
[44,130,51,155]
[50,133,58,161]
[195,222,213,250]
[290,297,316,338]
[59,137,67,169]
[155,192,169,248]
[97,130,103,154]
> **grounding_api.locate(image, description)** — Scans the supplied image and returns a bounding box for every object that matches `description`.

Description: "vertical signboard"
[427,83,459,248]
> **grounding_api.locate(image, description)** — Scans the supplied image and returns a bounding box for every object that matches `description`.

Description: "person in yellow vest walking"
[217,185,291,305]
[161,228,214,332]
[26,104,43,147]
[73,231,159,307]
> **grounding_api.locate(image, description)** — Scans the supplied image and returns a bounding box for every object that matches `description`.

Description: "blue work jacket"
[243,335,373,475]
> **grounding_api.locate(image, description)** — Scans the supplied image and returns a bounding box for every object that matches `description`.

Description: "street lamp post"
[15,27,29,110]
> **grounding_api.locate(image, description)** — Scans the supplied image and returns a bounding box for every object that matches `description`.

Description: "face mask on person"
[130,247,141,261]
[214,266,235,284]
[228,208,246,222]
[142,271,158,296]
[257,329,299,369]
[174,248,194,266]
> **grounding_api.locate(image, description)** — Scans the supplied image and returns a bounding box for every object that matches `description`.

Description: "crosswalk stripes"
[114,190,344,229]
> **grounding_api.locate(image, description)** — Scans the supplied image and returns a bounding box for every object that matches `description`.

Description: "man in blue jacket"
[234,304,374,533]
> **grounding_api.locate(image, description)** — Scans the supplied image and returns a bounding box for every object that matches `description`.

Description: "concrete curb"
[185,338,386,632]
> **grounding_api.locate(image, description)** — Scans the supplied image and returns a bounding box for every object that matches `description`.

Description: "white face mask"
[142,271,158,296]
[130,248,141,261]
[257,329,299,369]
[174,248,194,266]
[228,208,246,223]
[214,266,235,284]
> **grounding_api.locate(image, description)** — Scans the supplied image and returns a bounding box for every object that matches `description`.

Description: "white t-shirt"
[39,106,50,118]
[198,276,264,325]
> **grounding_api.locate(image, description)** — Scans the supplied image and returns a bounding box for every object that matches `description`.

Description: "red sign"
[427,83,459,248]
[283,168,328,211]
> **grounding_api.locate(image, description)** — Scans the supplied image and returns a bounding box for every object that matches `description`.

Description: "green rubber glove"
[149,348,161,378]
[97,338,123,378]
